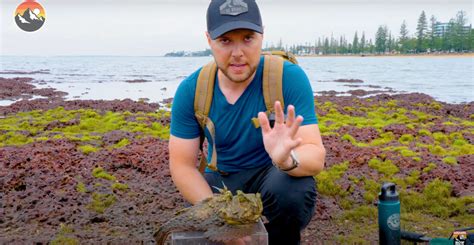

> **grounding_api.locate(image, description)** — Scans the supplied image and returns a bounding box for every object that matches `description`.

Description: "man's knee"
[261,172,317,228]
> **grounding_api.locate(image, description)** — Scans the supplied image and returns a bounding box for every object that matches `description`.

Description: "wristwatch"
[274,150,299,172]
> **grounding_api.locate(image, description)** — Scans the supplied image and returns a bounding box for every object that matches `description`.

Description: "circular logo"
[14,1,46,32]
[387,213,400,230]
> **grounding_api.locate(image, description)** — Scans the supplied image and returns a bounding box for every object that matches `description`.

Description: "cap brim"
[209,21,263,39]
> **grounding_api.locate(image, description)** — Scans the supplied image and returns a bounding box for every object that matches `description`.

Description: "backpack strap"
[251,54,285,128]
[194,61,218,173]
[194,61,216,118]
[262,50,298,65]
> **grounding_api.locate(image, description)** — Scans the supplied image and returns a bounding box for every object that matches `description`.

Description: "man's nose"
[231,43,244,58]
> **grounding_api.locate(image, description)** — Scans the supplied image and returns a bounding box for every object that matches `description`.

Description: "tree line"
[266,10,472,55]
[165,10,472,57]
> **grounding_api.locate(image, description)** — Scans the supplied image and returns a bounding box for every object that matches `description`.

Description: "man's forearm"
[170,163,213,205]
[283,144,325,177]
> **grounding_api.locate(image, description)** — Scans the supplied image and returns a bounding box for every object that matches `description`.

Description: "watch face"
[290,150,299,165]
[281,152,298,171]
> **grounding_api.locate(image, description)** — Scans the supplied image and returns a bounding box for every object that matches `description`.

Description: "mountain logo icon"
[14,0,46,32]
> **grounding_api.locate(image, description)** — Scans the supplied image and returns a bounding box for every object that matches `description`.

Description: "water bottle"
[378,182,401,245]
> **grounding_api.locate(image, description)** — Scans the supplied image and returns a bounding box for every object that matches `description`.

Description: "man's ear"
[205,31,212,46]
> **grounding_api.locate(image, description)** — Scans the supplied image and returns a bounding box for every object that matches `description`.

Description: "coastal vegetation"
[166,10,473,57]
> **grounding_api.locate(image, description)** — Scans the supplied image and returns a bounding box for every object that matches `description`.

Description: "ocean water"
[0,56,472,105]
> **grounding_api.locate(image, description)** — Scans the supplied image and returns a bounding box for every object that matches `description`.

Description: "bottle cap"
[379,182,399,201]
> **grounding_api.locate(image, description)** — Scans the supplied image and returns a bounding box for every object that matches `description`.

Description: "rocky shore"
[1,77,473,243]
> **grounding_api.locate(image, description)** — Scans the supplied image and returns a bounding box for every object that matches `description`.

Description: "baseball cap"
[207,0,263,40]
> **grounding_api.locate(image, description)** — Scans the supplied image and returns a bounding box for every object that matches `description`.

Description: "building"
[433,22,472,37]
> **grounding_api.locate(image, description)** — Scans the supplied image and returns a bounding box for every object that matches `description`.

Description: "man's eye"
[244,36,254,42]
[220,39,230,44]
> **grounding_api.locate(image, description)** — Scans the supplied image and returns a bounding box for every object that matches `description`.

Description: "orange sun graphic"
[15,0,46,19]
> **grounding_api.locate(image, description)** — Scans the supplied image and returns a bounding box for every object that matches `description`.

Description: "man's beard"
[217,62,258,84]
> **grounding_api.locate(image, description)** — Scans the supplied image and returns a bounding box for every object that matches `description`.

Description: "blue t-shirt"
[170,56,318,173]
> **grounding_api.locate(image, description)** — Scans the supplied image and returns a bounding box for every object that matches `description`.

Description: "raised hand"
[257,101,303,168]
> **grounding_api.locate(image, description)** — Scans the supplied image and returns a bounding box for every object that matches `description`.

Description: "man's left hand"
[257,101,303,168]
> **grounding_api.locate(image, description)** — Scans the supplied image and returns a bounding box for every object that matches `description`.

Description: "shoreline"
[298,52,474,58]
[0,77,472,108]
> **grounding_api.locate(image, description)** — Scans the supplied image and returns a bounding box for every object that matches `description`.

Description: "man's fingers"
[258,112,271,133]
[289,137,303,149]
[286,105,295,127]
[274,101,284,125]
[289,115,303,136]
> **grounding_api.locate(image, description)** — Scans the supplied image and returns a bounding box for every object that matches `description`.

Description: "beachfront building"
[433,22,472,37]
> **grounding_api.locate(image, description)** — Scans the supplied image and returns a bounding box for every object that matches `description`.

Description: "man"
[169,0,325,244]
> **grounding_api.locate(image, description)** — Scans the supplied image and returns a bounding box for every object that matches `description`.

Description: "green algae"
[368,158,399,176]
[418,129,432,136]
[362,178,380,204]
[401,179,474,218]
[50,223,79,245]
[369,132,395,147]
[113,138,130,148]
[433,132,449,144]
[76,182,87,193]
[341,133,366,147]
[0,131,33,147]
[405,170,420,185]
[348,175,360,184]
[429,145,447,155]
[341,205,378,222]
[84,166,130,213]
[78,145,99,154]
[0,107,170,148]
[111,182,129,191]
[87,192,117,214]
[423,163,437,173]
[442,156,457,165]
[398,134,414,144]
[335,205,379,243]
[412,156,422,162]
[92,167,116,181]
[340,199,353,210]
[401,212,474,239]
[400,148,417,157]
[315,161,349,197]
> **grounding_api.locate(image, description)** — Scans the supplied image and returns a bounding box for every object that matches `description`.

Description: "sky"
[1,0,472,56]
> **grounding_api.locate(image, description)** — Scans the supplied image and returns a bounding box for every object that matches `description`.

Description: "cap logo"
[219,0,248,16]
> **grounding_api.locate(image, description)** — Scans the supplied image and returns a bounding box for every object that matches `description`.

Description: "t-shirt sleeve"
[282,61,318,125]
[170,71,201,139]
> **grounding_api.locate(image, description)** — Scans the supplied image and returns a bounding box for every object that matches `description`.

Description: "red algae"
[0,77,472,243]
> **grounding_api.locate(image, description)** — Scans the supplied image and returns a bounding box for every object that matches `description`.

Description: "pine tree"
[416,10,428,52]
[360,32,366,53]
[277,38,283,50]
[388,32,393,52]
[330,33,336,54]
[454,10,468,51]
[324,37,329,54]
[375,25,387,53]
[369,39,374,53]
[429,15,437,51]
[399,20,409,53]
[352,31,359,54]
